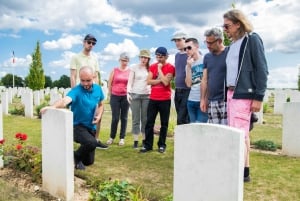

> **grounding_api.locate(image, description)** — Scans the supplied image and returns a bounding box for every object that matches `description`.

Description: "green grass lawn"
[1,102,300,200]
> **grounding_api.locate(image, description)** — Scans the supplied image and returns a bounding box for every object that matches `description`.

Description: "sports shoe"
[139,147,152,153]
[75,160,85,170]
[158,147,165,153]
[96,140,108,150]
[244,176,251,182]
[106,138,113,145]
[119,139,125,146]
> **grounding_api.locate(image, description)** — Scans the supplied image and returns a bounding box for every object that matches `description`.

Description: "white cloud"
[267,66,299,89]
[101,39,139,60]
[43,34,83,50]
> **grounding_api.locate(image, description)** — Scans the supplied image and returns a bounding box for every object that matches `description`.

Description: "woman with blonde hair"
[223,9,268,182]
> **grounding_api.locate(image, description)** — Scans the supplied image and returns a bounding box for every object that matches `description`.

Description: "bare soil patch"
[0,168,90,201]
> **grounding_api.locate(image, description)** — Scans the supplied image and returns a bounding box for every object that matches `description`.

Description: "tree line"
[1,41,70,89]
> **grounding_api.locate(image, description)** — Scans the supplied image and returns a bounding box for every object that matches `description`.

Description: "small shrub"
[89,180,147,201]
[10,104,25,116]
[253,140,277,151]
[286,97,291,102]
[35,102,49,118]
[3,133,42,182]
[263,102,269,113]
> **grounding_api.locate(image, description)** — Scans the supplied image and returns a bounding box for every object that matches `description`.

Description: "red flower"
[20,134,27,141]
[15,133,23,139]
[16,144,22,150]
[0,139,5,145]
[15,133,27,141]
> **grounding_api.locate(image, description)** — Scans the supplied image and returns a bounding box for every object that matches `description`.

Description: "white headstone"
[42,109,74,200]
[1,92,8,115]
[24,91,33,118]
[33,91,41,106]
[274,91,287,114]
[282,102,300,157]
[174,123,244,201]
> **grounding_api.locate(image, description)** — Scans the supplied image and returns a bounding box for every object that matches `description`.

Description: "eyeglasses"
[86,40,96,46]
[222,23,233,30]
[204,39,219,45]
[183,46,192,51]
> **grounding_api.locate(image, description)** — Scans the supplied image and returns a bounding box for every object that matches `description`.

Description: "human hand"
[39,106,52,115]
[187,56,194,67]
[158,63,163,70]
[127,93,132,104]
[251,100,262,112]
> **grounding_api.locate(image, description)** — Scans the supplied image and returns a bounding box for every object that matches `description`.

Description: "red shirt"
[149,62,175,100]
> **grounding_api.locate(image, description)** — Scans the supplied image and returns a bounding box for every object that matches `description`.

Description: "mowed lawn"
[1,102,300,200]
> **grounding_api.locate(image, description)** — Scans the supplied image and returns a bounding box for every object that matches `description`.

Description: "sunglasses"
[184,46,192,51]
[204,39,219,45]
[222,23,233,30]
[86,40,96,46]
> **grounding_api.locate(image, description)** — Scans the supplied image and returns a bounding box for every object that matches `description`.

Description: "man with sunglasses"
[70,34,108,150]
[184,38,208,123]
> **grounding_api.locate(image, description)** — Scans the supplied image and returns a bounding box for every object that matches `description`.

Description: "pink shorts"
[227,90,252,140]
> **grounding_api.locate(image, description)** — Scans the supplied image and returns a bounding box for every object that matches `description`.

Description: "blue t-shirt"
[175,52,189,89]
[203,48,228,101]
[187,59,204,101]
[67,84,104,130]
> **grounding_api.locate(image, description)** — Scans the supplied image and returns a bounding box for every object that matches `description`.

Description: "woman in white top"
[127,50,151,149]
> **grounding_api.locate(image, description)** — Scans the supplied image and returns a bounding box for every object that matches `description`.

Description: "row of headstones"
[272,89,300,114]
[0,87,72,118]
[40,102,300,201]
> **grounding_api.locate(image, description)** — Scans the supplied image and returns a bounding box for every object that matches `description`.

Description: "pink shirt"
[111,68,130,96]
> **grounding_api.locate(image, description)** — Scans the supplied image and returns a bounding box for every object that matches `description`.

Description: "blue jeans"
[174,88,190,125]
[187,100,208,123]
[144,99,171,150]
[109,94,129,139]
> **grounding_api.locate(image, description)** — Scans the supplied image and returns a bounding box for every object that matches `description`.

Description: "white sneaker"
[119,139,125,146]
[106,138,113,145]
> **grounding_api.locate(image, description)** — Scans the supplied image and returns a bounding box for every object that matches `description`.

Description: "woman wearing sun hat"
[127,49,151,149]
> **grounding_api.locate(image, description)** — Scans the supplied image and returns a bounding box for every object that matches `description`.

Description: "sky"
[0,0,299,89]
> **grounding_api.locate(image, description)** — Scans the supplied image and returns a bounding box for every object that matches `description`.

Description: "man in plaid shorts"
[200,27,228,125]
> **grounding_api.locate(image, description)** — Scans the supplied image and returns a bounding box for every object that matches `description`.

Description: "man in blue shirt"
[41,66,105,170]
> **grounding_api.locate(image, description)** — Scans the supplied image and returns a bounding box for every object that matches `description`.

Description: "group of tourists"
[40,9,268,183]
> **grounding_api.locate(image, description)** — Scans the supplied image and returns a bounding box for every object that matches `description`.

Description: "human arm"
[200,68,208,112]
[126,70,134,103]
[157,63,173,86]
[107,69,115,95]
[40,96,72,114]
[70,69,77,88]
[92,101,104,124]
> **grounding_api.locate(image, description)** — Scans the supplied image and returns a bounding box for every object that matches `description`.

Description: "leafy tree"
[27,41,45,90]
[44,75,53,88]
[52,75,70,88]
[1,74,24,87]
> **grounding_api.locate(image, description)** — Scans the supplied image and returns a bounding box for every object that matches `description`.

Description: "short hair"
[79,66,94,76]
[223,9,253,37]
[204,27,224,41]
[185,38,199,45]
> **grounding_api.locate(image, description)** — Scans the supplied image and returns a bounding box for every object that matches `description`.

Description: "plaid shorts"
[208,100,227,125]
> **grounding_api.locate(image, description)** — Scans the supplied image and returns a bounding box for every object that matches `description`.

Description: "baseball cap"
[139,49,151,58]
[171,32,187,41]
[84,34,97,42]
[155,47,168,56]
[119,52,130,61]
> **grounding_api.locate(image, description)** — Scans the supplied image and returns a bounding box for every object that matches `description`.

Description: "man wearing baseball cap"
[171,31,191,125]
[140,47,175,154]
